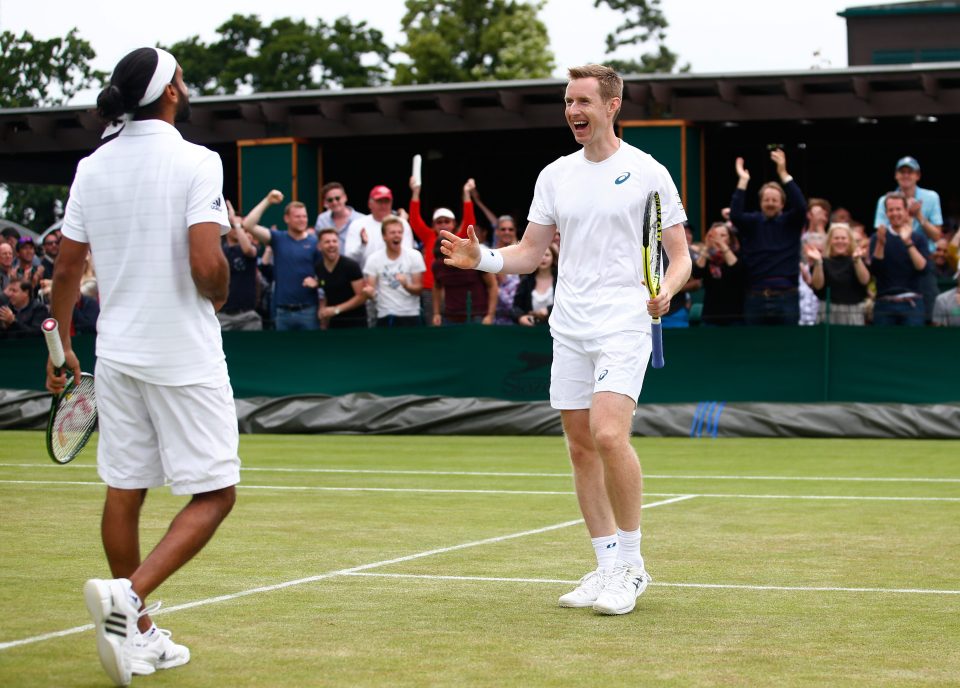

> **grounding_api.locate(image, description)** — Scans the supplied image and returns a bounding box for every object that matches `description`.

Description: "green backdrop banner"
[2,325,957,404]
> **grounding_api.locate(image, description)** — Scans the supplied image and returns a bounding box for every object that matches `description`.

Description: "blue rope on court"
[690,401,726,438]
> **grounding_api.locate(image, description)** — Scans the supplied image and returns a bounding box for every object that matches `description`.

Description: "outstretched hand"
[440,226,482,269]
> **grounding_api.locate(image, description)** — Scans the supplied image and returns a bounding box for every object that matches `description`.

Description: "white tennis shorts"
[549,330,652,410]
[94,360,240,495]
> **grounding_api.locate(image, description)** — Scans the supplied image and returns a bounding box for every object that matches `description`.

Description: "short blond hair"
[568,64,623,118]
[284,201,306,216]
[380,214,403,236]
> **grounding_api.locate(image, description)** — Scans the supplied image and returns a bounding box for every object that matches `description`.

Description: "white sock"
[591,534,619,572]
[616,527,644,568]
[144,624,158,638]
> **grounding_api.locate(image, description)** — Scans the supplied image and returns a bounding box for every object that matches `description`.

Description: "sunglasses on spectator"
[498,226,516,232]
[43,239,59,246]
[325,195,343,203]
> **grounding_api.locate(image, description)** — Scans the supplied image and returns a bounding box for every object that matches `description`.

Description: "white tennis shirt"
[62,119,230,386]
[528,140,686,340]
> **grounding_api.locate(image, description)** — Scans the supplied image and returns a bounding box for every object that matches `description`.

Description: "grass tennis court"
[1,431,958,687]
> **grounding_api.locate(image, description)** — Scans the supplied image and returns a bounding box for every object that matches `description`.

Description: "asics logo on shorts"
[614,172,631,185]
[597,369,609,381]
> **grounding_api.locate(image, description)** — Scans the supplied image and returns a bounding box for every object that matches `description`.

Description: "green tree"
[0,28,103,230]
[594,0,689,73]
[163,14,392,95]
[0,28,105,107]
[1,184,67,231]
[395,0,555,84]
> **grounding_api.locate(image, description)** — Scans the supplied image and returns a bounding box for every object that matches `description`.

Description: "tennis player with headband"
[46,47,238,685]
[440,64,691,615]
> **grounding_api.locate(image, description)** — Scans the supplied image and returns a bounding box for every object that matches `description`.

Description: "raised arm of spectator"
[469,182,498,230]
[729,157,750,226]
[805,244,825,290]
[460,179,478,238]
[852,244,870,285]
[241,189,284,243]
[773,149,807,226]
[407,176,431,244]
[871,227,887,266]
[227,200,258,258]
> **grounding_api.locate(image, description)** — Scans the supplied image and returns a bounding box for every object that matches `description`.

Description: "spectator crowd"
[3,149,959,341]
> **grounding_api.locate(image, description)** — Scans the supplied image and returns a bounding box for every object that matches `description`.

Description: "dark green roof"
[839,1,960,17]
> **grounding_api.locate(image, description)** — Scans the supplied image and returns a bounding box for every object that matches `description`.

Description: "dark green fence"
[2,325,957,404]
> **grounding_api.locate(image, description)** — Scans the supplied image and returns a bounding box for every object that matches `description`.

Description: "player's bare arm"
[46,236,86,393]
[190,221,230,310]
[647,223,691,317]
[439,221,554,274]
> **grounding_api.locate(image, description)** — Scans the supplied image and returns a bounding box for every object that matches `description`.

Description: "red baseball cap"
[369,185,393,200]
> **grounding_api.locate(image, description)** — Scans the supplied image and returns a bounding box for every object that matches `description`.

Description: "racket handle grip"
[42,318,66,371]
[651,321,665,369]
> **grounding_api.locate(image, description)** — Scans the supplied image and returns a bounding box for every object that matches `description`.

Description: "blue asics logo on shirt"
[615,172,631,185]
[598,369,609,381]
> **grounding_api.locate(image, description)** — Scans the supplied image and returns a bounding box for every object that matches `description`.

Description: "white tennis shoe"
[128,628,191,675]
[83,578,138,686]
[558,568,608,608]
[592,562,652,615]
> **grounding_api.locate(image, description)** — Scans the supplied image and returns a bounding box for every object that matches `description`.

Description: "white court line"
[0,494,696,651]
[2,463,958,483]
[0,480,958,502]
[345,572,960,596]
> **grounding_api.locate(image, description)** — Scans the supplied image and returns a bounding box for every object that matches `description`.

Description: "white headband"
[102,48,178,138]
[139,48,177,106]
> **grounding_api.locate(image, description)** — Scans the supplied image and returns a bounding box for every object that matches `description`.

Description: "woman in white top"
[511,245,558,325]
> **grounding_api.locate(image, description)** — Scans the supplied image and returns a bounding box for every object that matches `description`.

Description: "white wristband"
[475,247,504,273]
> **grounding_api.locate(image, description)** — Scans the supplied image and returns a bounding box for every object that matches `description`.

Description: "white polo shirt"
[61,119,230,386]
[528,140,686,340]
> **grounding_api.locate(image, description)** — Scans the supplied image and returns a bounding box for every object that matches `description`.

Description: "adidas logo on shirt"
[210,196,222,211]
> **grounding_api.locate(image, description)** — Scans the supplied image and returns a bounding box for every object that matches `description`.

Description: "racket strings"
[52,375,97,462]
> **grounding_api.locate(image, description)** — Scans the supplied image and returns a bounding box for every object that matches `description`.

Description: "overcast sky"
[1,0,879,103]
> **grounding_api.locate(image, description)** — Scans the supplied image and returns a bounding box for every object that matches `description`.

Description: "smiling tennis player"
[441,64,691,615]
[46,47,238,685]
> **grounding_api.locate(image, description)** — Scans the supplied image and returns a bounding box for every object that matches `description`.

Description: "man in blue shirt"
[872,156,942,323]
[870,192,929,326]
[729,149,807,325]
[244,190,319,331]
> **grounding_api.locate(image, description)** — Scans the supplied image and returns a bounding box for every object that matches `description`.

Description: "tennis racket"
[642,191,665,369]
[42,318,97,464]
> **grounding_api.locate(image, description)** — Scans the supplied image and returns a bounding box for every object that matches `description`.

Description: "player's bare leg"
[588,391,651,614]
[101,488,152,632]
[561,409,616,536]
[589,392,642,531]
[130,486,236,600]
[558,409,619,607]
